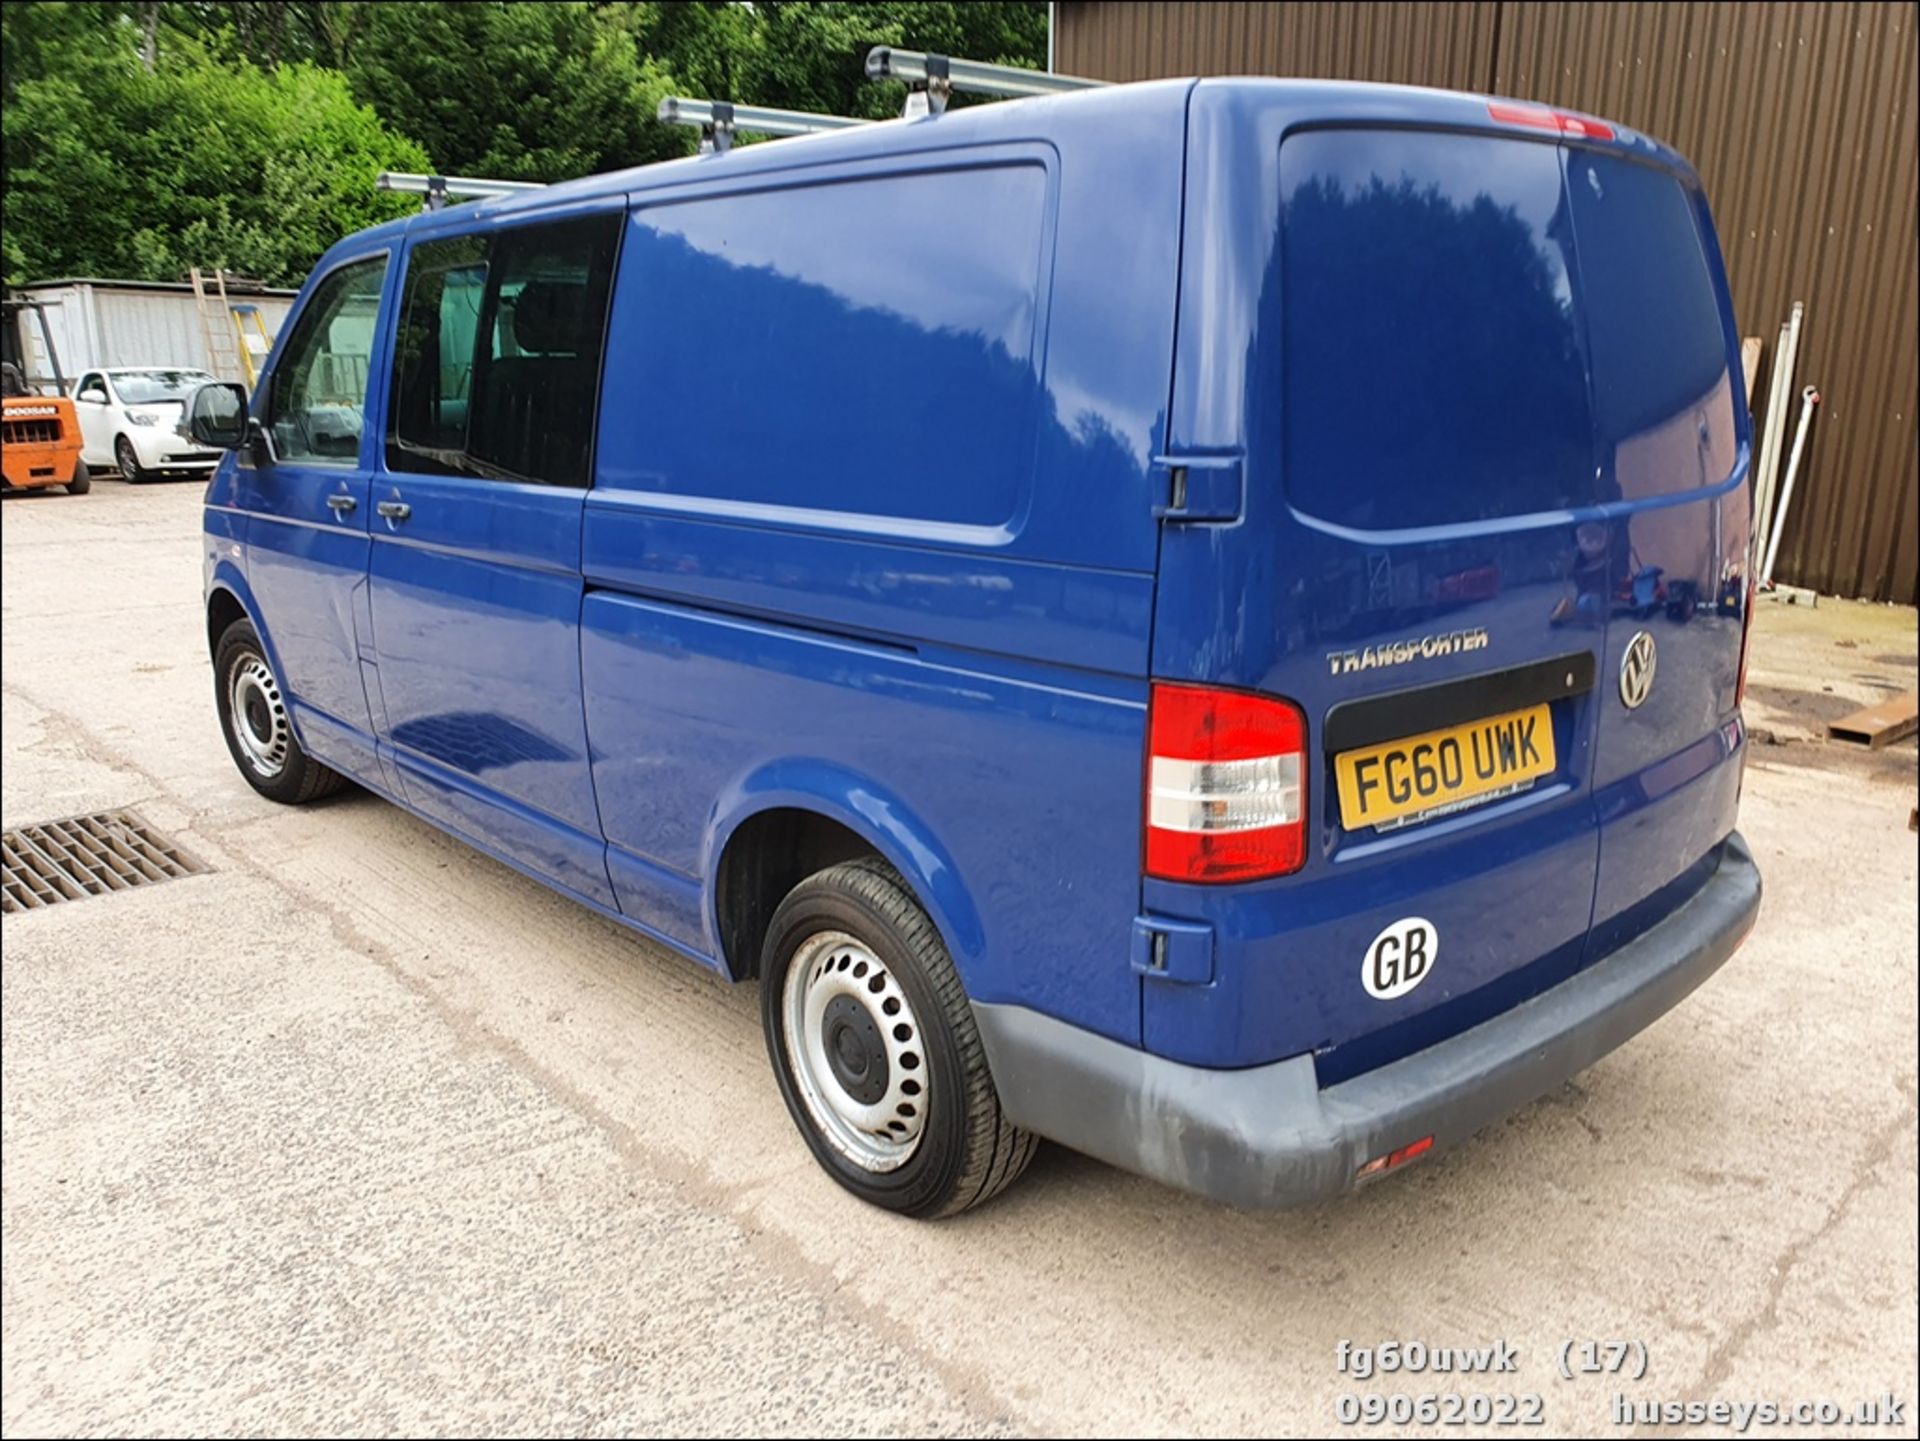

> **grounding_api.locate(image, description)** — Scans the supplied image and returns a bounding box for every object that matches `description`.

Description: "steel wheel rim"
[783,930,927,1173]
[229,653,289,779]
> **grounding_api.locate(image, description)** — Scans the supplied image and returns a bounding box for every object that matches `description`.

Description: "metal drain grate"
[2,810,207,913]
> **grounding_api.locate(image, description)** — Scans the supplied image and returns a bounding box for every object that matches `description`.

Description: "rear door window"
[1279,129,1596,530]
[1564,149,1736,498]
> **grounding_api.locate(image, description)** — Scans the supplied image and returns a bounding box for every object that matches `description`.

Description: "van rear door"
[1149,87,1746,1081]
[1558,145,1750,957]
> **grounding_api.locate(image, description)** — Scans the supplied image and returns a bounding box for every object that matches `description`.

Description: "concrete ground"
[3,479,1915,1438]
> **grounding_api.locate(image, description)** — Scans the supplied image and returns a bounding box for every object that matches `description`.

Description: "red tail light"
[1735,575,1757,709]
[1487,100,1616,142]
[1146,684,1308,883]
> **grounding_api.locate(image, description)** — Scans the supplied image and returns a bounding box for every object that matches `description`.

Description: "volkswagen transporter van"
[192,78,1762,1217]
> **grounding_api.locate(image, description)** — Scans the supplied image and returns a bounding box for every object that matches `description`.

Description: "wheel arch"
[204,573,301,746]
[705,761,986,987]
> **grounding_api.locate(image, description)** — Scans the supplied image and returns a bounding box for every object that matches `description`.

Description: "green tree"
[341,2,683,181]
[0,0,1055,285]
[4,34,427,285]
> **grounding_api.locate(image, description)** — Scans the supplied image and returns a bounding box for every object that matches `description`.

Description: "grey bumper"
[974,831,1761,1209]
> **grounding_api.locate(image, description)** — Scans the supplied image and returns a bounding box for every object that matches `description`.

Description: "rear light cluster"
[1145,683,1308,884]
[1486,100,1616,142]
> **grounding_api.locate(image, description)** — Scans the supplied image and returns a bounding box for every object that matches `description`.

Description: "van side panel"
[580,86,1193,1044]
[581,596,1147,1035]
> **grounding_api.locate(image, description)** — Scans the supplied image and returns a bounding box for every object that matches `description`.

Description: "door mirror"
[187,381,249,449]
[78,386,108,404]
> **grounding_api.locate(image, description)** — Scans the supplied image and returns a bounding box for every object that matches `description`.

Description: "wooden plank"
[1827,690,1920,749]
[1741,337,1763,407]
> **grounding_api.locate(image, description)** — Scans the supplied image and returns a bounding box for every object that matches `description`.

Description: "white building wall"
[11,282,296,387]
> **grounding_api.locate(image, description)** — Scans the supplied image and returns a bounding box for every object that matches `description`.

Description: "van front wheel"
[761,857,1036,1218]
[213,617,347,805]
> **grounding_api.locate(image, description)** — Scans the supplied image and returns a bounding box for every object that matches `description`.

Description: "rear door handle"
[326,494,357,514]
[375,500,411,522]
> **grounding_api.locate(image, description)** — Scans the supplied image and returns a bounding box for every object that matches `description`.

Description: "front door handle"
[326,493,357,515]
[375,500,411,522]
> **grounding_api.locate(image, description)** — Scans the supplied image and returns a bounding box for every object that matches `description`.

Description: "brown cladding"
[1057,2,1918,602]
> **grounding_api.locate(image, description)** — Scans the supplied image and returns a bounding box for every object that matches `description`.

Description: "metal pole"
[865,46,1104,98]
[376,172,548,202]
[1761,386,1820,587]
[657,97,868,139]
[1752,300,1804,574]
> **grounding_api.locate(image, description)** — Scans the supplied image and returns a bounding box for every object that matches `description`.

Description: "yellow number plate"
[1336,703,1555,830]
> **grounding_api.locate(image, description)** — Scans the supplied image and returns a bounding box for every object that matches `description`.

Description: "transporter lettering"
[1327,627,1491,677]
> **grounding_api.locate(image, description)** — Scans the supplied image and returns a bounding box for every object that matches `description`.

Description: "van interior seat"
[477,279,595,484]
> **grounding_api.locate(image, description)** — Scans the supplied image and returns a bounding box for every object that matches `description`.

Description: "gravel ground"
[3,480,1915,1438]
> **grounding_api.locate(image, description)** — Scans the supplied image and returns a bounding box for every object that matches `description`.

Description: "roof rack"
[377,172,547,211]
[376,57,1064,210]
[864,46,1105,117]
[657,97,869,155]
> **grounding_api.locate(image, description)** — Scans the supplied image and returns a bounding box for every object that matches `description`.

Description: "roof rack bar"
[657,96,868,139]
[377,172,546,212]
[658,96,868,154]
[865,46,1105,100]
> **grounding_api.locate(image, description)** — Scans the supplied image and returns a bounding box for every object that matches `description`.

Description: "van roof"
[327,75,1688,265]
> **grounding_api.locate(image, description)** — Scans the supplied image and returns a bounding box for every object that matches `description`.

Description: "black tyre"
[115,435,152,484]
[66,470,91,495]
[213,617,347,804]
[761,857,1036,1218]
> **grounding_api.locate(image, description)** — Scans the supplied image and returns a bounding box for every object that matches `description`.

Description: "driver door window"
[268,256,388,465]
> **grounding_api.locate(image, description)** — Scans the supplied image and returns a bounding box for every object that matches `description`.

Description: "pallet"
[1827,690,1920,749]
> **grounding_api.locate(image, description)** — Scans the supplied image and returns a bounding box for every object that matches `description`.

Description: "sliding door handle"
[325,493,357,514]
[375,500,411,522]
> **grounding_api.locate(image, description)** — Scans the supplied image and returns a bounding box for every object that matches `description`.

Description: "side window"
[268,255,388,465]
[388,213,619,488]
[604,165,1048,527]
[389,235,488,464]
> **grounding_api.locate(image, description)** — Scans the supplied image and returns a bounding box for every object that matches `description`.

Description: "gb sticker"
[1363,917,1437,1001]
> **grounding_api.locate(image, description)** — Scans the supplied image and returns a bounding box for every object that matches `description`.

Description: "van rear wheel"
[761,857,1036,1218]
[213,617,347,804]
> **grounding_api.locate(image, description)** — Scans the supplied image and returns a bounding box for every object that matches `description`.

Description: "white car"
[71,367,222,482]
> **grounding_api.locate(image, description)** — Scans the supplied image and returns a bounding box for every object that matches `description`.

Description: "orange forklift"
[2,295,90,495]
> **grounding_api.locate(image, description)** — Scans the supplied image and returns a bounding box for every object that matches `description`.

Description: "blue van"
[193,78,1761,1217]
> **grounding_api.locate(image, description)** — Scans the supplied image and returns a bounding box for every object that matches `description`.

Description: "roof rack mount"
[865,46,1104,118]
[377,172,547,211]
[656,97,869,155]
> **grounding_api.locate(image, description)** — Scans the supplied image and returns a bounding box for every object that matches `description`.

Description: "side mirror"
[187,381,249,449]
[78,386,108,404]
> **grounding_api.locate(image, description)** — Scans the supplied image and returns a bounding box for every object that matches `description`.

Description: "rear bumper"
[974,831,1760,1209]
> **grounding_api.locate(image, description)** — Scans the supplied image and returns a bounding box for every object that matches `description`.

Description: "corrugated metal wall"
[1058,2,1919,602]
[11,283,294,386]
